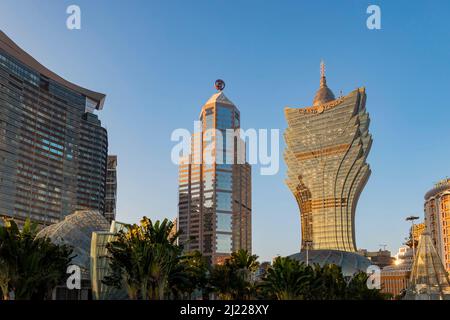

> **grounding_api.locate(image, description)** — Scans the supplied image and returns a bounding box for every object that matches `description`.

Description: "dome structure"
[312,60,335,106]
[36,210,110,279]
[289,249,371,277]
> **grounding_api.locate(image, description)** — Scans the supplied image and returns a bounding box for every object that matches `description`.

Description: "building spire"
[312,60,335,106]
[320,59,327,88]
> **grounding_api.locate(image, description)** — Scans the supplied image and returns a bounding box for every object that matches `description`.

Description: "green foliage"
[0,218,73,300]
[169,250,210,299]
[103,217,182,300]
[259,256,386,300]
[258,256,311,300]
[209,249,259,300]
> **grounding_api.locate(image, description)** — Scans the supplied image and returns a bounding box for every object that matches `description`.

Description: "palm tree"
[308,264,347,300]
[209,249,260,300]
[345,271,388,300]
[209,263,234,300]
[169,250,210,299]
[103,217,182,300]
[259,256,311,300]
[259,257,387,300]
[0,218,73,300]
[227,250,259,299]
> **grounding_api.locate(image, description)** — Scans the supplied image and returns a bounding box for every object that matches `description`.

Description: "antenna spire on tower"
[320,60,327,88]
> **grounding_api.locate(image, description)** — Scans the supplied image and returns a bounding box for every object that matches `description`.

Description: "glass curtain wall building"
[0,31,108,226]
[105,155,117,223]
[284,62,372,252]
[178,82,251,264]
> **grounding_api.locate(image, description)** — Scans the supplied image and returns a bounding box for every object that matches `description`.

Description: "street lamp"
[304,240,313,266]
[406,215,420,260]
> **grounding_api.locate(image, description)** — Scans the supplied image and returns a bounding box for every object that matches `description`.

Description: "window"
[217,213,232,232]
[216,233,232,253]
[216,192,232,211]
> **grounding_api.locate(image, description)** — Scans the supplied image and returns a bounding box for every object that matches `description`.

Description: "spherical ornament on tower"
[214,79,225,91]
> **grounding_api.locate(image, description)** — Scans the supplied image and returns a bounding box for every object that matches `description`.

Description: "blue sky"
[1,0,449,261]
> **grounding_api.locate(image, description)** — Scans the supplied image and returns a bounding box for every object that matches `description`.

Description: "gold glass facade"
[424,179,450,272]
[178,89,251,264]
[412,222,425,243]
[284,64,372,252]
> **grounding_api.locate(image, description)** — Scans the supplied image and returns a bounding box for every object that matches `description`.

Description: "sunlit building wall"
[381,246,414,297]
[424,178,450,272]
[284,62,372,252]
[178,84,251,264]
[0,31,108,226]
[412,222,425,244]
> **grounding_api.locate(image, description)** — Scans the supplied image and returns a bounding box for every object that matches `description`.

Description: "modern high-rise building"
[0,31,108,226]
[178,80,251,264]
[424,178,450,272]
[105,155,118,223]
[284,62,372,252]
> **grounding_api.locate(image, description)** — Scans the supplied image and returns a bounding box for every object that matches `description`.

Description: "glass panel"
[217,213,232,232]
[216,192,232,211]
[216,171,232,191]
[216,106,233,129]
[216,233,232,253]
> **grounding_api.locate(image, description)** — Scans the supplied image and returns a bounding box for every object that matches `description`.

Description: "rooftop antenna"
[379,244,387,251]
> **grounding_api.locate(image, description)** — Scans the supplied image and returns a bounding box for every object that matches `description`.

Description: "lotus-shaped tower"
[284,62,372,252]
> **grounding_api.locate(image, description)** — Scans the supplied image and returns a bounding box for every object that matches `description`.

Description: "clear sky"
[1,0,449,261]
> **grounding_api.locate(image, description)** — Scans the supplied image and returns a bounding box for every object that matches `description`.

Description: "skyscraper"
[0,31,108,226]
[178,80,251,264]
[105,155,118,223]
[424,178,450,272]
[284,62,372,252]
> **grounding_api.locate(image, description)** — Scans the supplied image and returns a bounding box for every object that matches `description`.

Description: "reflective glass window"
[216,171,232,191]
[217,213,232,232]
[217,107,233,129]
[216,192,232,211]
[216,233,232,253]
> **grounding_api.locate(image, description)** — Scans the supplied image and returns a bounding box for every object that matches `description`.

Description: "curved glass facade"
[36,209,110,278]
[284,69,372,252]
[289,249,371,277]
[0,31,108,226]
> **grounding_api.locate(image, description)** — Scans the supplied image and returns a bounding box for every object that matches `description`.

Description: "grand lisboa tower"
[284,62,372,275]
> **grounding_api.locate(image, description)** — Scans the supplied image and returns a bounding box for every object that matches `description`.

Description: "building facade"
[412,222,426,243]
[381,266,411,298]
[0,31,108,226]
[358,249,395,268]
[105,155,117,223]
[380,246,414,297]
[284,62,372,252]
[178,81,251,264]
[424,178,450,272]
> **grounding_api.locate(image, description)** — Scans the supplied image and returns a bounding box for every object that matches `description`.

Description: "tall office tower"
[0,31,108,226]
[178,80,251,264]
[105,155,117,223]
[424,178,450,272]
[284,62,372,252]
